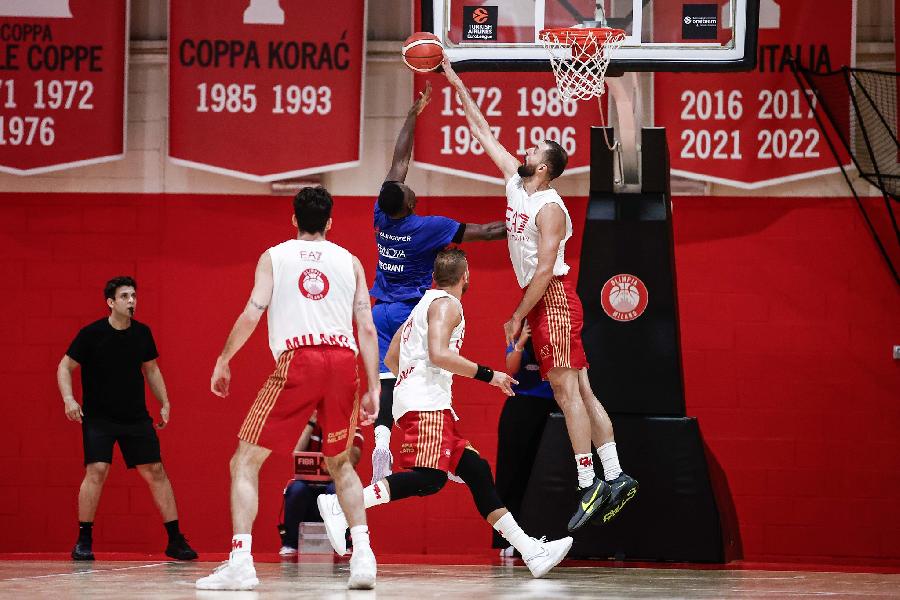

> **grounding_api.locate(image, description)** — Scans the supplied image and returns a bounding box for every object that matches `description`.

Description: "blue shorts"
[372,299,418,377]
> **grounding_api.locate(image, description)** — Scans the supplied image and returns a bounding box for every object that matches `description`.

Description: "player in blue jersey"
[370,82,506,483]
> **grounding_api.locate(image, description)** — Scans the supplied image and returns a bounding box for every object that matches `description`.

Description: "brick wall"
[0,192,897,561]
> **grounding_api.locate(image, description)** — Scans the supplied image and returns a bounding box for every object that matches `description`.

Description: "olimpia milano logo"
[601,274,649,322]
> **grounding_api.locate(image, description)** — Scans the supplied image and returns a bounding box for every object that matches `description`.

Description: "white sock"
[363,481,391,509]
[493,512,539,559]
[575,453,595,488]
[597,442,622,481]
[374,425,391,451]
[230,534,252,558]
[350,525,370,550]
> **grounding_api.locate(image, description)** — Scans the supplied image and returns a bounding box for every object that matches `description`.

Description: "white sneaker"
[348,544,377,589]
[195,553,259,590]
[371,447,393,484]
[316,493,348,556]
[278,545,297,556]
[523,536,573,578]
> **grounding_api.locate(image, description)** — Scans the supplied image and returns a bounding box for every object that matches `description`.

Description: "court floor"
[1,557,899,599]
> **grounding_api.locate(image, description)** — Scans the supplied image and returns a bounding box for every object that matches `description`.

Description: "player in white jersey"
[442,58,639,532]
[317,248,574,578]
[197,187,380,591]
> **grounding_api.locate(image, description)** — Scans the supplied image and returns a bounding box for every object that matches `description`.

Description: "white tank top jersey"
[266,239,358,360]
[392,289,466,421]
[505,173,573,288]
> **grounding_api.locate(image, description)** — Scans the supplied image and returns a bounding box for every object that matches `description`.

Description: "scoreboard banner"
[0,0,127,175]
[654,0,855,189]
[412,70,606,185]
[168,0,365,182]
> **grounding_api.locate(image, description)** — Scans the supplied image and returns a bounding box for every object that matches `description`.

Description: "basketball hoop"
[539,27,626,101]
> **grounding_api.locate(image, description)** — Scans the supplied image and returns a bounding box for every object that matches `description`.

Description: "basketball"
[401,32,444,72]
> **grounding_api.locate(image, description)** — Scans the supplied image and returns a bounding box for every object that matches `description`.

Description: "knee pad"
[455,450,504,519]
[385,468,447,500]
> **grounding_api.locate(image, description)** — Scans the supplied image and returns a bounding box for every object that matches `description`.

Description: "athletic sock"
[350,525,371,550]
[597,442,622,481]
[230,534,252,559]
[163,519,181,541]
[77,521,93,542]
[363,481,391,509]
[493,512,539,558]
[575,453,595,489]
[374,425,391,451]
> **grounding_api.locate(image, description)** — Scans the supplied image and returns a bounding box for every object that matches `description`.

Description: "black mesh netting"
[795,66,900,199]
[792,64,900,286]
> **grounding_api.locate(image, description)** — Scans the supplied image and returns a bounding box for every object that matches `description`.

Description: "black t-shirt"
[66,318,159,423]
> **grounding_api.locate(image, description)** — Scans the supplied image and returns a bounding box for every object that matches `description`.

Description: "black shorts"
[82,418,162,468]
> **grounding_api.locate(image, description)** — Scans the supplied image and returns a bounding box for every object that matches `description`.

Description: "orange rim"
[538,27,626,45]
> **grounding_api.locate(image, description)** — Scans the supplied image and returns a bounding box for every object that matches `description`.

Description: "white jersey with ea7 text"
[267,239,358,360]
[392,289,465,421]
[505,173,573,288]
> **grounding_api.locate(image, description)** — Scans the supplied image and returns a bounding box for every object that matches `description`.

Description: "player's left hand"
[359,387,380,426]
[411,81,432,116]
[156,403,170,429]
[504,316,523,346]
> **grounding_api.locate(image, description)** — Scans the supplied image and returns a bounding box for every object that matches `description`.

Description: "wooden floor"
[1,558,899,599]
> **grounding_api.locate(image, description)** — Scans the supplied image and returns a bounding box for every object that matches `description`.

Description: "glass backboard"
[421,0,759,72]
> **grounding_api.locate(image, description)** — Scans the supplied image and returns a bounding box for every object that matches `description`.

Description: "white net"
[539,28,626,102]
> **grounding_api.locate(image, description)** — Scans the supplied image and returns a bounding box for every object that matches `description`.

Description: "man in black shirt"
[56,276,197,561]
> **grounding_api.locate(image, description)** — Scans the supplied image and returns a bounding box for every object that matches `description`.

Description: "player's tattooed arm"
[463,220,507,242]
[353,299,370,314]
[248,298,268,311]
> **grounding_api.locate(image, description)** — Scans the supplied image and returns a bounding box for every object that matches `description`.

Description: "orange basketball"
[402,32,444,72]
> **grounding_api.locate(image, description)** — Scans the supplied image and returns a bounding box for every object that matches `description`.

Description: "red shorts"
[526,275,589,379]
[238,346,359,456]
[396,409,474,473]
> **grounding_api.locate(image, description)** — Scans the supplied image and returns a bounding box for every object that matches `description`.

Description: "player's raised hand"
[411,80,432,116]
[441,54,461,85]
[359,387,380,426]
[490,370,518,396]
[210,358,231,398]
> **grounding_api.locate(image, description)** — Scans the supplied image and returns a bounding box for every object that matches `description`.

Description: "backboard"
[421,0,759,72]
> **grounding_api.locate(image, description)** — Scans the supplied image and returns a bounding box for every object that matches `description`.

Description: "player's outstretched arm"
[504,204,566,345]
[462,220,507,241]
[211,251,273,397]
[351,256,381,425]
[441,56,520,181]
[426,298,517,395]
[385,81,432,183]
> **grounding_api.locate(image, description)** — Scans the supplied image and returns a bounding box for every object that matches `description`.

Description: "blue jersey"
[507,341,554,399]
[370,200,462,302]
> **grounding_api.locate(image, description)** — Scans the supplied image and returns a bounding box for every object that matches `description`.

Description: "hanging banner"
[0,0,127,175]
[412,71,606,185]
[654,0,855,189]
[168,0,365,181]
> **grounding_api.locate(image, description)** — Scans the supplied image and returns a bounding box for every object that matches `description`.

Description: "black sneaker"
[165,535,198,560]
[567,477,612,532]
[71,539,94,561]
[600,472,639,525]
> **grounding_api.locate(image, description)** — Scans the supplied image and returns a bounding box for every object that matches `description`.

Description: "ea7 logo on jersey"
[601,274,649,321]
[299,268,329,300]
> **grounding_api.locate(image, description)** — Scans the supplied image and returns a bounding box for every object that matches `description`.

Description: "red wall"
[0,192,897,562]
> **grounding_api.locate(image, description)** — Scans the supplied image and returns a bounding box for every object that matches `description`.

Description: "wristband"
[474,364,494,383]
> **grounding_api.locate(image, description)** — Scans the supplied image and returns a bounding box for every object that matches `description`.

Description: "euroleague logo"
[299,268,329,301]
[601,274,648,322]
[472,7,490,23]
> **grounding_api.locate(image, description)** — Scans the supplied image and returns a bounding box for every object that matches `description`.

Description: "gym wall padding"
[0,192,898,562]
